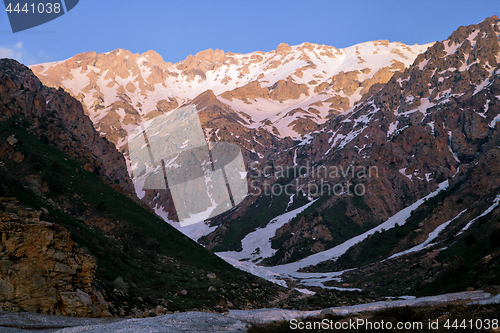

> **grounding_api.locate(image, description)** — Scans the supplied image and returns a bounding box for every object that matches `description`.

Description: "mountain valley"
[0,14,499,329]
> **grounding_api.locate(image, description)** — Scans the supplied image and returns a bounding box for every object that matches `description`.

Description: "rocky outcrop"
[0,200,109,317]
[219,79,309,102]
[219,80,269,102]
[176,49,227,81]
[0,59,137,200]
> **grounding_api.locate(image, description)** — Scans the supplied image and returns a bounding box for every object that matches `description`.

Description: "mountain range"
[0,15,499,318]
[29,34,433,239]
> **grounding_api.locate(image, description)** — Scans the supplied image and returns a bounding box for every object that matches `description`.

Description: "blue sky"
[0,0,498,65]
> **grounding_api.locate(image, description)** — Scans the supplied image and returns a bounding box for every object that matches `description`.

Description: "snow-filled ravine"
[217,199,317,265]
[216,180,450,292]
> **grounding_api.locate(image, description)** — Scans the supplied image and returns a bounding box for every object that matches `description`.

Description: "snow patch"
[399,168,412,181]
[217,199,316,265]
[385,209,467,260]
[264,181,449,284]
[457,195,500,235]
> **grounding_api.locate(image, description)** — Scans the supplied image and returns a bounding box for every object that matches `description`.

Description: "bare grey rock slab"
[0,311,122,332]
[53,312,247,333]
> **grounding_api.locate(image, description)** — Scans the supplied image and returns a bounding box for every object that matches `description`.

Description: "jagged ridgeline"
[0,59,285,316]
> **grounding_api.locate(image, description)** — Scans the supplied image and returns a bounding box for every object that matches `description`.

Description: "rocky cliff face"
[0,59,136,200]
[261,15,500,268]
[0,199,109,317]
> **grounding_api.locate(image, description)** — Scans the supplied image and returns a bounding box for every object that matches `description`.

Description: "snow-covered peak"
[30,40,432,145]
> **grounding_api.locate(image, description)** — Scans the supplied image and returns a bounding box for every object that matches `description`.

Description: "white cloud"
[0,42,25,62]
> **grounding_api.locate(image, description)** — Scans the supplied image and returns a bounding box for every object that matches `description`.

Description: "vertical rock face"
[0,59,133,316]
[0,59,137,200]
[0,201,109,317]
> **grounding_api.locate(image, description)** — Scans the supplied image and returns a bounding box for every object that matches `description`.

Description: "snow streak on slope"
[172,220,218,242]
[216,255,289,287]
[217,199,316,264]
[385,209,467,261]
[218,181,449,289]
[457,194,500,235]
[268,181,449,278]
